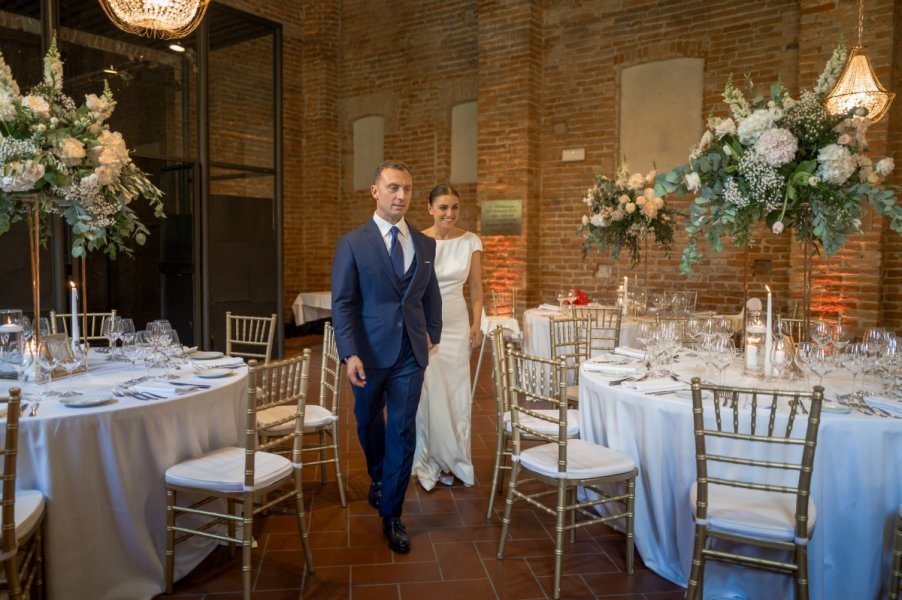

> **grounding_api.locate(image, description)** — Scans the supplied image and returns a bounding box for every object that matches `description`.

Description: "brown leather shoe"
[382,517,410,553]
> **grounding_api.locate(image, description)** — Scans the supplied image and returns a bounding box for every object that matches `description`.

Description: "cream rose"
[625,202,636,213]
[876,157,894,177]
[58,137,86,166]
[21,95,50,119]
[627,173,645,190]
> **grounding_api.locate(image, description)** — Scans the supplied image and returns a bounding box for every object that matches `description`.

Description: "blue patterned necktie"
[389,225,404,278]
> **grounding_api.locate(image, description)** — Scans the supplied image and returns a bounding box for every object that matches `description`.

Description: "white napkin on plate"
[191,356,246,368]
[582,360,638,375]
[622,378,684,394]
[614,346,646,360]
[537,303,561,312]
[863,397,902,415]
[181,346,199,356]
[134,382,182,398]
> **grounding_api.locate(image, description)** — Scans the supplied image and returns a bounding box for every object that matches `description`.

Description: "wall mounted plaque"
[481,199,522,236]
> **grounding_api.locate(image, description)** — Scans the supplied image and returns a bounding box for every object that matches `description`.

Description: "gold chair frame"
[225,311,277,363]
[302,322,347,507]
[49,309,115,343]
[164,352,315,599]
[548,315,590,405]
[497,346,636,599]
[1,387,46,600]
[484,326,580,520]
[891,505,902,600]
[572,305,622,355]
[779,317,836,346]
[686,377,825,600]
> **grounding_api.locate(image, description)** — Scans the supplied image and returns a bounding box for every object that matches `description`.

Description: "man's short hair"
[374,161,410,184]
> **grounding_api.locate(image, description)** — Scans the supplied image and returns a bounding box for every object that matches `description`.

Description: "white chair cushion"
[504,409,579,437]
[165,447,292,493]
[519,438,635,480]
[304,404,337,429]
[15,489,44,540]
[690,482,817,542]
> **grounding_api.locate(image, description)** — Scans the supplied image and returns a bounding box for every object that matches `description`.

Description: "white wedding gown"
[412,231,482,490]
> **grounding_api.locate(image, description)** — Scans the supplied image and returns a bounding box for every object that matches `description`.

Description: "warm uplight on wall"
[824,0,895,122]
[98,0,211,40]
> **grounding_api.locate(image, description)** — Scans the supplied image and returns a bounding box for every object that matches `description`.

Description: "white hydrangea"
[736,109,775,145]
[876,157,894,177]
[754,128,797,167]
[590,213,605,227]
[816,144,856,185]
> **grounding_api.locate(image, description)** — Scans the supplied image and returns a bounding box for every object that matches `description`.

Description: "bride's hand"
[469,326,481,350]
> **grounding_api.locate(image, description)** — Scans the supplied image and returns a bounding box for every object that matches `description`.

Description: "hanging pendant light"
[98,0,212,40]
[825,0,895,122]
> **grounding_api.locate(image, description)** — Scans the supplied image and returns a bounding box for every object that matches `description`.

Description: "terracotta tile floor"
[156,334,683,599]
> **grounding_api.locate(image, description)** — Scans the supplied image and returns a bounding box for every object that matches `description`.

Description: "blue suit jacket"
[331,220,442,369]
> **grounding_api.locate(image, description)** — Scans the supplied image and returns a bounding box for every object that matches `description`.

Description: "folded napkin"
[537,303,561,312]
[133,382,183,398]
[864,397,902,415]
[614,346,646,360]
[190,356,246,368]
[582,360,638,375]
[622,378,685,394]
[181,346,199,356]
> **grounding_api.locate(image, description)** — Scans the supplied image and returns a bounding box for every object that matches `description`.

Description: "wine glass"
[101,315,123,358]
[117,318,136,360]
[832,321,852,352]
[809,321,832,349]
[770,337,792,380]
[21,316,33,343]
[710,337,736,386]
[842,343,868,398]
[806,346,834,388]
[36,340,60,395]
[57,342,86,397]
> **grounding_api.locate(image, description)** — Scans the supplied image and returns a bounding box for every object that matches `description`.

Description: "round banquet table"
[523,306,641,357]
[0,350,247,600]
[578,356,902,600]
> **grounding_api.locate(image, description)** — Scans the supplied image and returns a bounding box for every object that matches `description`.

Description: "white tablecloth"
[0,351,247,600]
[523,307,640,357]
[578,358,902,599]
[291,290,332,326]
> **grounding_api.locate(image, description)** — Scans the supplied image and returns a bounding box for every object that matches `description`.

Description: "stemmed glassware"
[117,318,136,360]
[57,342,87,397]
[710,337,736,386]
[809,321,833,350]
[842,343,868,398]
[101,315,123,358]
[36,340,60,396]
[832,321,852,352]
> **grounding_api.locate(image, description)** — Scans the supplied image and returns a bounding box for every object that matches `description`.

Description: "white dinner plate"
[675,389,713,401]
[189,351,224,360]
[821,401,852,414]
[195,368,235,379]
[589,353,631,365]
[61,392,114,408]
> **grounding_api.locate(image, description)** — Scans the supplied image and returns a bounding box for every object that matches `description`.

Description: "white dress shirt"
[373,213,414,273]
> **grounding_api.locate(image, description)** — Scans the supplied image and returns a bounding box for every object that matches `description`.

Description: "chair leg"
[485,432,506,519]
[319,431,328,484]
[293,469,315,574]
[685,524,708,600]
[241,493,253,600]
[164,489,176,593]
[496,460,521,559]
[330,424,347,508]
[625,476,635,574]
[795,542,809,600]
[470,333,488,401]
[891,514,902,600]
[553,480,567,600]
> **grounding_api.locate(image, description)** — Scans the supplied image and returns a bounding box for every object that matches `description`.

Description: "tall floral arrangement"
[655,41,902,274]
[0,39,164,258]
[578,162,677,265]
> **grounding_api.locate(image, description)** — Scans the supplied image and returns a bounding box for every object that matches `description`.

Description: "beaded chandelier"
[824,0,895,122]
[98,0,211,40]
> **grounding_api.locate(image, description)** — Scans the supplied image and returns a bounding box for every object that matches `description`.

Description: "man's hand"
[346,355,367,388]
[427,333,435,351]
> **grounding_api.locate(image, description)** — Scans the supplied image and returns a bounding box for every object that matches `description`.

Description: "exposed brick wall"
[229,0,899,335]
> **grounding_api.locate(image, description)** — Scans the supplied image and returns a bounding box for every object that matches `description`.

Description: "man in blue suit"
[331,161,442,553]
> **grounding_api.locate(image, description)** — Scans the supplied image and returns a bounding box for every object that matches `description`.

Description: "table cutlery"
[19,403,28,417]
[170,381,212,389]
[609,373,648,387]
[860,398,899,419]
[30,402,39,417]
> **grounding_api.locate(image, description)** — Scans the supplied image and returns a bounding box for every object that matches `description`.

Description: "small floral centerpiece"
[0,39,164,258]
[578,162,678,265]
[655,41,902,274]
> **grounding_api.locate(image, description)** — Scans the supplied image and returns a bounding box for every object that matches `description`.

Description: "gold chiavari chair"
[472,288,524,399]
[258,323,347,507]
[49,309,115,343]
[225,311,277,363]
[686,378,825,600]
[485,326,579,520]
[496,346,636,599]
[572,305,622,355]
[548,315,590,405]
[891,505,902,600]
[164,352,315,599]
[1,387,46,600]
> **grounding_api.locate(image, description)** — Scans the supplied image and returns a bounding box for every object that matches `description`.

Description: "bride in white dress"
[412,184,483,491]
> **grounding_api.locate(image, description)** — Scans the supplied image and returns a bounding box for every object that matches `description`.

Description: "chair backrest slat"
[226,312,277,362]
[505,346,568,465]
[49,310,116,341]
[319,322,342,413]
[549,316,589,383]
[571,305,622,354]
[490,288,518,319]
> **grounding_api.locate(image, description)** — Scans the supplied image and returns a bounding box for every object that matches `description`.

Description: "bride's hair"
[428,183,460,205]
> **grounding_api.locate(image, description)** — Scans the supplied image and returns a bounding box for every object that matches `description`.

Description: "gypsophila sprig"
[0,38,164,259]
[655,40,902,274]
[578,162,678,265]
